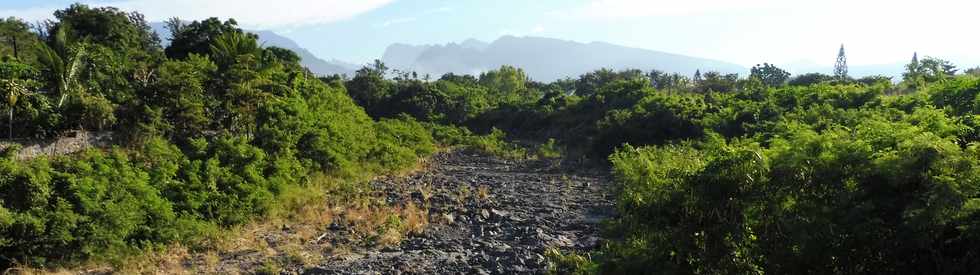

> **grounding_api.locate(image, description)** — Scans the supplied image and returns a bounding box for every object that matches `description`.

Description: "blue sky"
[2,0,978,68]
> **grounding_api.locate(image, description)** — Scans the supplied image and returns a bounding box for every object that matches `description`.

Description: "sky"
[2,0,978,68]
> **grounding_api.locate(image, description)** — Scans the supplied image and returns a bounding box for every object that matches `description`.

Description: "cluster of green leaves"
[593,77,980,274]
[346,62,533,126]
[424,123,527,160]
[0,5,436,268]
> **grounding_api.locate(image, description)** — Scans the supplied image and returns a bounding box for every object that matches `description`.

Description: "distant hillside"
[251,30,356,76]
[150,23,356,76]
[382,36,748,81]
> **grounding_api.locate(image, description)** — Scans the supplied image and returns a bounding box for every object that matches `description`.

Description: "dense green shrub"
[600,115,980,274]
[535,138,563,159]
[0,150,185,265]
[373,116,436,168]
[468,128,527,159]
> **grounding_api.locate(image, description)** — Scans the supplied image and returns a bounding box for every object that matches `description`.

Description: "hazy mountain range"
[383,36,748,81]
[149,25,939,81]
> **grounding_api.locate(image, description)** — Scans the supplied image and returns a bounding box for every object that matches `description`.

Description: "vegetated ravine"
[307,150,614,274]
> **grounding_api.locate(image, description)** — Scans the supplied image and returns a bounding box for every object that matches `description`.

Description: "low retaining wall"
[0,130,114,160]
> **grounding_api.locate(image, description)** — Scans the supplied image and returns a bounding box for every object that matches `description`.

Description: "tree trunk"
[58,93,67,108]
[10,34,18,60]
[8,108,12,140]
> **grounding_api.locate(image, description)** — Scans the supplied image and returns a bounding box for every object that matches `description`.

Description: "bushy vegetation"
[585,78,980,274]
[0,5,435,268]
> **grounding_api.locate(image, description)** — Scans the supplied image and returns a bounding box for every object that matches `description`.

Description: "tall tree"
[903,52,922,86]
[480,65,530,102]
[347,59,393,115]
[209,31,271,134]
[166,18,250,60]
[209,31,260,68]
[918,57,957,83]
[749,63,790,87]
[834,44,848,82]
[0,17,38,62]
[49,4,163,106]
[50,4,160,52]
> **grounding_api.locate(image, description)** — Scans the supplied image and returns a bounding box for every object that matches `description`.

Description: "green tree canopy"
[166,18,252,60]
[788,72,833,86]
[749,63,790,87]
[0,17,39,63]
[49,4,159,53]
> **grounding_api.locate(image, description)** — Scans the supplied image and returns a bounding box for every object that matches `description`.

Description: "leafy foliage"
[0,7,437,268]
[749,63,790,87]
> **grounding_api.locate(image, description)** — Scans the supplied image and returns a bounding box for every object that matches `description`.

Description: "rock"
[442,213,455,224]
[480,209,490,220]
[580,236,601,248]
[490,209,509,220]
[555,235,573,247]
[492,243,511,253]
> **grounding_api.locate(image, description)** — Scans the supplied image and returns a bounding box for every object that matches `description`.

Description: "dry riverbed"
[304,150,614,274]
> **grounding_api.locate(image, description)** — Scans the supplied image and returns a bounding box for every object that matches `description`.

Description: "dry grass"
[116,245,192,275]
[476,185,491,202]
[338,200,429,247]
[455,184,471,204]
[5,244,195,275]
[402,202,428,235]
[417,184,434,204]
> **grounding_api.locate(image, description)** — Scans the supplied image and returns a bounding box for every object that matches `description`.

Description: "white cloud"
[0,0,396,29]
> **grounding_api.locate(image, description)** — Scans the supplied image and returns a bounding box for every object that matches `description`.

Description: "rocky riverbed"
[305,150,614,274]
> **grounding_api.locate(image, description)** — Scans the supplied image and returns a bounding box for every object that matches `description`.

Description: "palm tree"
[0,79,30,139]
[209,32,276,134]
[209,31,260,69]
[35,25,86,108]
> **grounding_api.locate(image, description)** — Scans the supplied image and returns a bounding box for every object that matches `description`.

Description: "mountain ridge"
[383,35,748,81]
